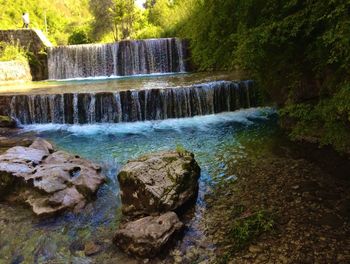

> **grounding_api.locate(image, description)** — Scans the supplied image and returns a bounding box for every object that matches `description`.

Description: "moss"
[0,115,16,128]
[162,156,179,163]
[175,144,187,157]
[117,171,129,183]
[0,115,12,122]
[0,172,15,199]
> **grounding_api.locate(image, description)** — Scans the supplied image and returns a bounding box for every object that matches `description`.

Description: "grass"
[228,209,274,248]
[175,143,187,157]
[0,41,28,62]
[215,206,275,264]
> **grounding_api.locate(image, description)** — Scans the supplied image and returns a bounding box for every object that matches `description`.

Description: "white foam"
[50,72,187,82]
[22,107,275,136]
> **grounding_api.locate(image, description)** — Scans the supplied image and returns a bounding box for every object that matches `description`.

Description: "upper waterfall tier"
[48,38,188,80]
[0,81,257,125]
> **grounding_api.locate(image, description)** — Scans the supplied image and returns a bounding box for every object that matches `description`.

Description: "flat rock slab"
[0,138,105,216]
[0,136,33,148]
[118,150,200,216]
[114,212,183,258]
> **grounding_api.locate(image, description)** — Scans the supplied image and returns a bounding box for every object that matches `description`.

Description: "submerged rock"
[114,212,183,258]
[84,241,101,256]
[118,150,200,216]
[0,115,16,128]
[0,138,105,216]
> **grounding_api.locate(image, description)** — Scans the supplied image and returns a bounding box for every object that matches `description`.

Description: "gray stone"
[0,61,31,82]
[0,140,105,216]
[29,138,55,154]
[114,212,183,258]
[0,29,52,81]
[118,150,200,216]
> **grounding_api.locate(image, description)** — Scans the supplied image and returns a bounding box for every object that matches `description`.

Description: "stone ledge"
[0,60,32,82]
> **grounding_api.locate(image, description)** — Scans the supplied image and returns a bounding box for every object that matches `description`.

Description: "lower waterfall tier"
[0,81,257,125]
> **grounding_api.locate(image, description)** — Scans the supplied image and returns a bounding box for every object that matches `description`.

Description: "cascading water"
[48,38,188,80]
[2,81,256,125]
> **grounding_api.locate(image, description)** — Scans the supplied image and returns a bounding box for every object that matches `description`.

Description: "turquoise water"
[0,108,276,263]
[0,71,245,95]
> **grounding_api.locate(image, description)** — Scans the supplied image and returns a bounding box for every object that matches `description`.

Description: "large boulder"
[0,138,105,216]
[118,150,200,216]
[114,212,183,258]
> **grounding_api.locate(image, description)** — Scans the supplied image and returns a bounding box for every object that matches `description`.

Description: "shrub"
[0,42,28,62]
[68,28,92,45]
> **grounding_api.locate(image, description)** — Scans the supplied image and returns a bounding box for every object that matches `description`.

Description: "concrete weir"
[0,29,52,81]
[0,80,256,125]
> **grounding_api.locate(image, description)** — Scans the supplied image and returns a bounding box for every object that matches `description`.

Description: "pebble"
[84,241,101,256]
[278,255,288,263]
[249,245,263,253]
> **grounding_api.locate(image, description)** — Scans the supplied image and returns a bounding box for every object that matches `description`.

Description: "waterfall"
[2,81,257,125]
[48,38,188,80]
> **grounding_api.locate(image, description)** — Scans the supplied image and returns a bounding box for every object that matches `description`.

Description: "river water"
[0,107,277,263]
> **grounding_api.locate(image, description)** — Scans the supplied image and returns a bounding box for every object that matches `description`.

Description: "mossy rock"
[117,150,200,216]
[0,171,15,199]
[0,116,16,128]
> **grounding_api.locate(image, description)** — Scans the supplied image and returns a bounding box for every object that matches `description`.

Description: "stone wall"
[0,29,52,81]
[0,60,31,82]
[0,96,11,117]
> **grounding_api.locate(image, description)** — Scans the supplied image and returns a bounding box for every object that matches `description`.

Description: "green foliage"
[134,24,163,39]
[89,0,144,41]
[228,209,274,249]
[144,0,350,153]
[0,0,92,45]
[175,143,187,157]
[68,27,92,45]
[215,206,274,264]
[0,41,28,62]
[280,84,350,153]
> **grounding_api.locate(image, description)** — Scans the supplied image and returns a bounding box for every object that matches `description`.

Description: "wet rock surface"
[114,212,183,258]
[0,115,16,128]
[0,138,105,216]
[0,127,35,154]
[114,150,200,259]
[118,150,200,216]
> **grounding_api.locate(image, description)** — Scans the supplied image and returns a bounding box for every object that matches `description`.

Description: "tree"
[89,0,137,41]
[68,28,92,45]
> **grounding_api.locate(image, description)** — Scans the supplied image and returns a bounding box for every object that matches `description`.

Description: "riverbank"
[201,128,350,264]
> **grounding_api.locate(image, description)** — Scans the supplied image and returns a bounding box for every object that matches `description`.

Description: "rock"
[0,137,33,148]
[249,245,262,253]
[25,187,85,215]
[0,142,105,216]
[26,151,104,195]
[29,138,55,154]
[114,212,183,258]
[0,116,16,128]
[84,241,101,256]
[118,150,200,216]
[0,171,15,199]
